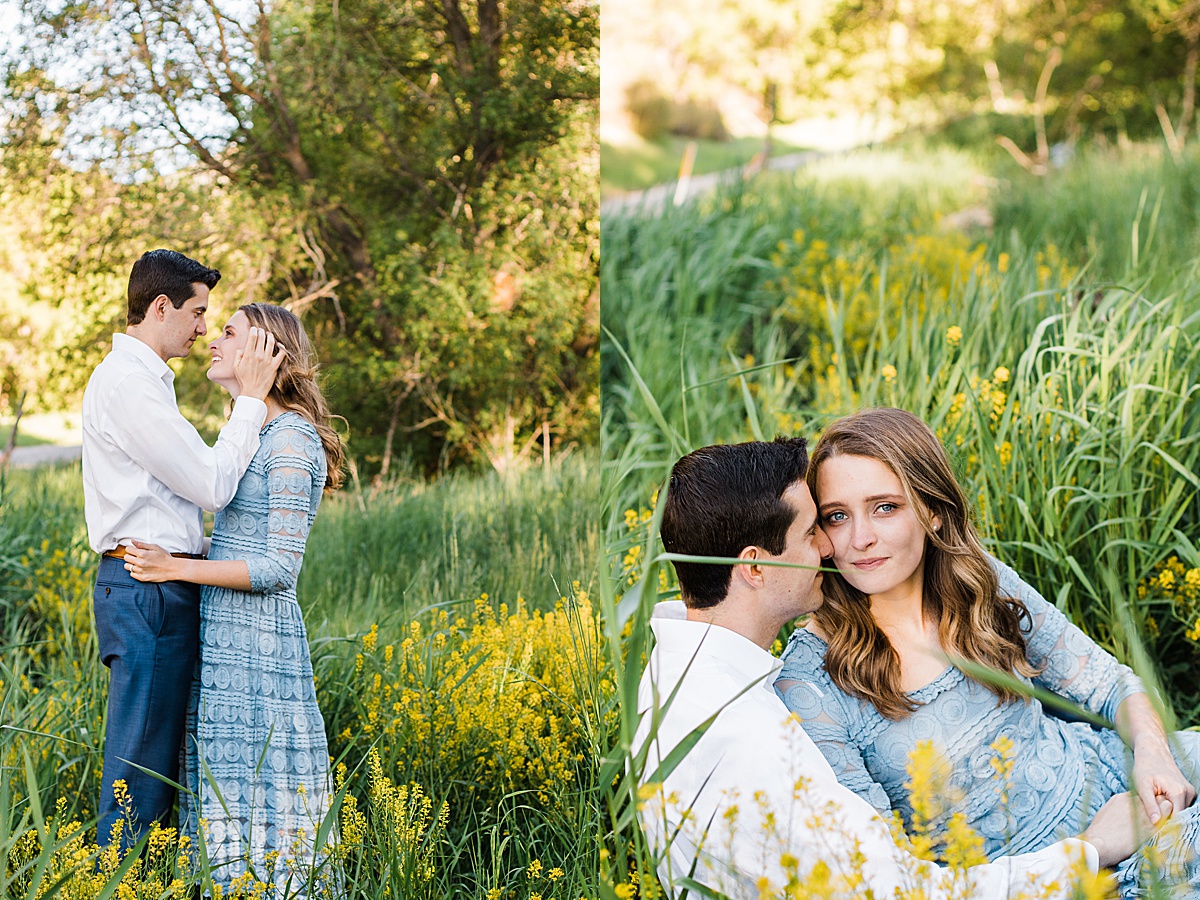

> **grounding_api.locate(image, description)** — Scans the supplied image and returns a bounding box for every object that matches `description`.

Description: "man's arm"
[102,326,284,512]
[105,374,266,512]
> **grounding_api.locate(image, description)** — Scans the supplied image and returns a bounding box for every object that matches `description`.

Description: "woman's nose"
[851,518,875,549]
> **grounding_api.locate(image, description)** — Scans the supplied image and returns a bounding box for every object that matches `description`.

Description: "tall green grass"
[301,454,600,635]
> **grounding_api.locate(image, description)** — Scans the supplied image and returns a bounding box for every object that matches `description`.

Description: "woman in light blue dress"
[126,303,344,894]
[776,408,1200,896]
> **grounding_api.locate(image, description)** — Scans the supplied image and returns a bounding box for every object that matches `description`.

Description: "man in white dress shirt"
[636,437,1152,899]
[83,249,283,851]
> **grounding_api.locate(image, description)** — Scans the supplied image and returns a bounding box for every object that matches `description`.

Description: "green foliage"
[624,79,729,142]
[609,0,1200,164]
[300,453,601,632]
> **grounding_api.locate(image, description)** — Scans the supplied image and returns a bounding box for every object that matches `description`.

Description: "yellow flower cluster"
[900,739,985,867]
[1138,556,1200,642]
[628,737,1102,900]
[6,794,194,899]
[20,538,94,665]
[618,502,672,595]
[338,590,611,815]
[776,229,990,381]
[333,748,447,894]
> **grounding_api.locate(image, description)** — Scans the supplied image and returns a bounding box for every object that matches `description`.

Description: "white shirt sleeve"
[103,369,267,512]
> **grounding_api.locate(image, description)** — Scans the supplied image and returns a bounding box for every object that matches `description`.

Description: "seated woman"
[775,407,1200,895]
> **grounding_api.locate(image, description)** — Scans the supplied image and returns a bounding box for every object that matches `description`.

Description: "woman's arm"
[990,556,1143,719]
[776,635,895,815]
[775,675,895,814]
[123,544,252,589]
[990,556,1194,822]
[1116,692,1196,822]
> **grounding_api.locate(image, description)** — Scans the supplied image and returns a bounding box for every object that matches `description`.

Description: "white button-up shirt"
[635,601,1098,899]
[82,333,267,555]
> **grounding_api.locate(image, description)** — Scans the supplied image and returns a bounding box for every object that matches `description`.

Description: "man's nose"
[817,527,833,558]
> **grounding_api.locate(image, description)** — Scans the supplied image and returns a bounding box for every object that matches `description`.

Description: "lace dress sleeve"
[990,555,1145,722]
[245,420,321,594]
[775,632,895,815]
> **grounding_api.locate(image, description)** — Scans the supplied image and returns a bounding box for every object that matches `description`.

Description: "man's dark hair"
[127,249,221,325]
[660,436,809,609]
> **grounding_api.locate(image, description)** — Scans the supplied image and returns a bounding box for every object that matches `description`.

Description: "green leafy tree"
[1,0,598,472]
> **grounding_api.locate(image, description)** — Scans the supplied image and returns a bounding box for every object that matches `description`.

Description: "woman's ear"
[931,514,943,533]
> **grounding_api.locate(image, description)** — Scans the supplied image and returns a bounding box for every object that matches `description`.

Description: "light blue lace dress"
[179,413,334,893]
[776,558,1200,896]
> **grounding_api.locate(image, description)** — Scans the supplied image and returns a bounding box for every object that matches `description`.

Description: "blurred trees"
[0,0,598,474]
[613,0,1200,156]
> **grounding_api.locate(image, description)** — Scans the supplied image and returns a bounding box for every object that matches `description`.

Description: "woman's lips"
[851,557,887,570]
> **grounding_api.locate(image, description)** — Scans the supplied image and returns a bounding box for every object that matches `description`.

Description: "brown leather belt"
[103,546,204,560]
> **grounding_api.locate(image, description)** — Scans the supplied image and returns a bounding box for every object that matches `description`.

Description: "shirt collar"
[649,600,783,685]
[113,332,174,386]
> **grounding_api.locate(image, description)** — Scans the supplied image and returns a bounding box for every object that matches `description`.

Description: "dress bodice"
[209,411,326,594]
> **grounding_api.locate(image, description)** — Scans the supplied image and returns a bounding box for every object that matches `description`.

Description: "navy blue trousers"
[92,556,199,851]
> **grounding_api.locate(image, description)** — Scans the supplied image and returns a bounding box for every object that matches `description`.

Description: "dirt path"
[599,148,827,217]
[6,444,83,468]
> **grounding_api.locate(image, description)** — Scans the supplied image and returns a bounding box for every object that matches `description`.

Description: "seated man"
[634,436,1153,899]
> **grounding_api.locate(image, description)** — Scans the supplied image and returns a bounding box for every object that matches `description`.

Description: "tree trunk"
[0,391,28,469]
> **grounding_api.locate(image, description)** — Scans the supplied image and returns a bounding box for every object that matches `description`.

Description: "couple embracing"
[637,409,1200,898]
[83,249,343,892]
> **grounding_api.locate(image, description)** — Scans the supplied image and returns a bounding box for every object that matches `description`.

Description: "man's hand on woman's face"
[234,326,286,401]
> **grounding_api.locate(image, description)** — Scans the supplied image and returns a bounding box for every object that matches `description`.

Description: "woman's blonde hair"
[240,303,345,491]
[809,407,1037,719]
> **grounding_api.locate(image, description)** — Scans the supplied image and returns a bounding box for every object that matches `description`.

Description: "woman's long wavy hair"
[240,303,345,491]
[809,408,1037,719]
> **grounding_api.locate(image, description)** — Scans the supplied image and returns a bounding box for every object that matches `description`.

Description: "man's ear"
[152,294,170,321]
[733,545,765,589]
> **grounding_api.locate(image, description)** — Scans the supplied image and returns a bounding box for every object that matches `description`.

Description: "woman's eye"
[877,503,896,514]
[825,511,846,524]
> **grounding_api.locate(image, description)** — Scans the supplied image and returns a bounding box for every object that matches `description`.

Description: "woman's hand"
[123,540,184,583]
[1118,692,1196,824]
[1132,740,1195,824]
[234,326,286,402]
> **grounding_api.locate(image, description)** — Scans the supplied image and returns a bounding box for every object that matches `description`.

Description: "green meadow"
[1,456,606,899]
